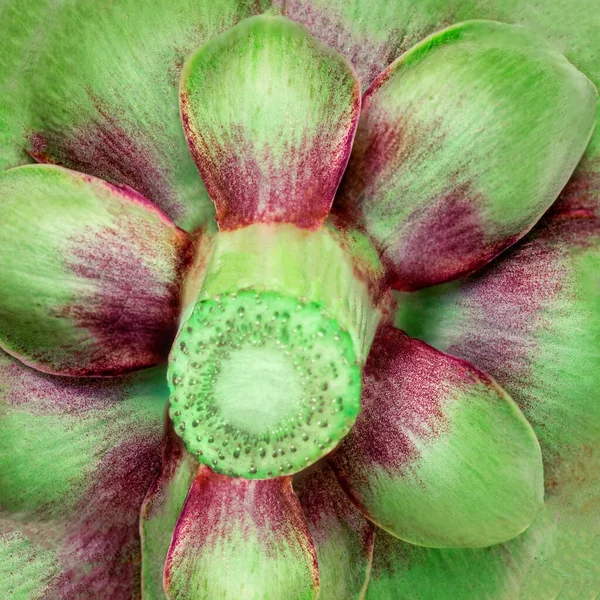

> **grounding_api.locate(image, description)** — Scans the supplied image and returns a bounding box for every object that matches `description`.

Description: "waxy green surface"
[332,327,543,549]
[195,222,383,362]
[294,462,375,599]
[0,1,62,170]
[164,467,320,600]
[336,20,596,290]
[365,445,600,599]
[0,521,58,600]
[0,351,168,597]
[181,15,360,230]
[0,164,191,376]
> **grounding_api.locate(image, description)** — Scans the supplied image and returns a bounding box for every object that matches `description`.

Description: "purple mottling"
[42,437,162,599]
[181,82,360,231]
[164,466,319,592]
[387,184,519,291]
[28,111,184,223]
[275,0,402,89]
[294,461,374,552]
[47,190,192,376]
[1,357,126,413]
[440,165,600,438]
[332,326,458,478]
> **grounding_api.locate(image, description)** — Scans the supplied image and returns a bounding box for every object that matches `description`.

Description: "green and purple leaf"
[180,15,360,230]
[331,325,544,548]
[334,20,596,290]
[294,462,375,599]
[277,0,600,95]
[395,156,600,479]
[17,0,270,231]
[388,154,600,593]
[0,165,193,376]
[0,350,168,598]
[1,518,60,600]
[140,421,198,599]
[164,466,320,599]
[364,444,600,599]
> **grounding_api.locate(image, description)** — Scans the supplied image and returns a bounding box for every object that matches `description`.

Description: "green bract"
[0,2,598,600]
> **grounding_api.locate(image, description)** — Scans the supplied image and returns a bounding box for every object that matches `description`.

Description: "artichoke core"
[169,290,362,478]
[168,223,383,478]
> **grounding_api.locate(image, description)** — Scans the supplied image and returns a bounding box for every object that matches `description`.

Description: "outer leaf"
[393,140,600,598]
[0,165,192,376]
[294,462,375,599]
[335,20,596,290]
[365,445,600,599]
[180,15,360,230]
[395,160,600,480]
[140,422,198,600]
[1,518,59,600]
[164,466,320,600]
[277,0,600,99]
[21,0,269,230]
[0,351,168,598]
[331,325,543,548]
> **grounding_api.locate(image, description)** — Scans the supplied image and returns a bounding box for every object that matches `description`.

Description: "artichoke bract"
[0,3,598,600]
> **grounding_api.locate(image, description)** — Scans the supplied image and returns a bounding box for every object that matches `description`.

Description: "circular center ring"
[168,290,362,478]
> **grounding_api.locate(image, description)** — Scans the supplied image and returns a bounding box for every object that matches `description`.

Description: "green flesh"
[196,223,383,362]
[169,291,361,478]
[356,382,543,548]
[365,445,600,599]
[213,347,303,434]
[332,328,544,549]
[169,223,383,478]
